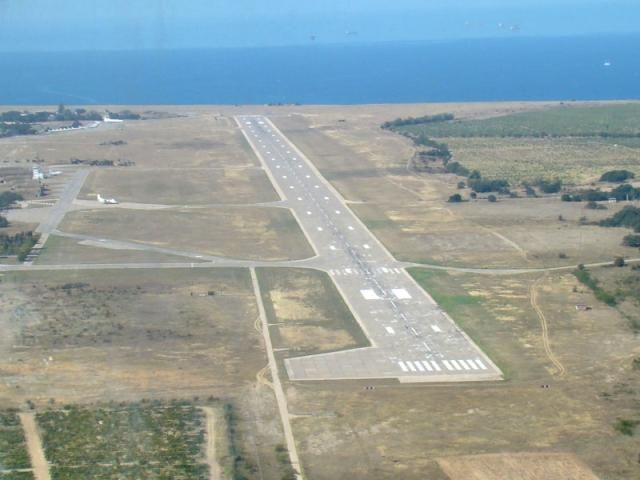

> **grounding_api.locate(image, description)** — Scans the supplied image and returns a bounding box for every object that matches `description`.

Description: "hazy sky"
[1,0,639,50]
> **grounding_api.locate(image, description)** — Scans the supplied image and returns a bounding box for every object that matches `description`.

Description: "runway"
[236,115,502,382]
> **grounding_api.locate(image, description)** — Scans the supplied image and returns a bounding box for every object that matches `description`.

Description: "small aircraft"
[97,193,118,204]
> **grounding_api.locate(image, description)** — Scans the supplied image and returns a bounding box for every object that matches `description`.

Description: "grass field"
[398,103,640,138]
[59,206,314,261]
[443,136,640,184]
[36,234,199,265]
[0,114,257,170]
[257,268,369,358]
[283,267,640,480]
[80,166,278,205]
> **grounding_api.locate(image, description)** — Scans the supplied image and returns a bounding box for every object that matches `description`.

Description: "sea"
[0,34,638,105]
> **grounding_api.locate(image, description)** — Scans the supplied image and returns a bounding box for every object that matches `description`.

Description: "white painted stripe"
[329,245,337,250]
[306,211,312,215]
[413,361,425,372]
[442,360,453,371]
[431,361,441,371]
[475,358,488,370]
[422,361,433,371]
[314,185,320,189]
[467,359,479,370]
[335,210,341,214]
[363,244,370,249]
[329,270,335,275]
[381,267,389,273]
[431,325,442,333]
[297,197,303,201]
[459,360,471,370]
[324,196,330,200]
[385,326,395,335]
[348,226,354,230]
[398,361,408,372]
[289,186,295,189]
[394,268,402,273]
[345,268,353,274]
[450,360,462,371]
[317,227,323,231]
[406,362,417,372]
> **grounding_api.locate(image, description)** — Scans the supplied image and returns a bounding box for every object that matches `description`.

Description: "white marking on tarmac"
[450,360,462,371]
[431,325,442,333]
[398,361,408,372]
[442,360,453,371]
[467,359,479,370]
[413,361,425,372]
[459,360,471,370]
[317,227,323,231]
[431,361,441,371]
[422,361,433,371]
[385,326,395,335]
[406,362,417,372]
[363,244,370,249]
[392,289,412,300]
[475,358,488,370]
[361,289,381,300]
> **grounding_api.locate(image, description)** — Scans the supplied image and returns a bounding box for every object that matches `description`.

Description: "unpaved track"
[201,407,221,480]
[19,412,51,480]
[250,268,303,479]
[530,275,566,377]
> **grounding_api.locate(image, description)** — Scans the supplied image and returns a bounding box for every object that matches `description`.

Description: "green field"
[0,412,30,471]
[398,103,640,138]
[38,403,208,480]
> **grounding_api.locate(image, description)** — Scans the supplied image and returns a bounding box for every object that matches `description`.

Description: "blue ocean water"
[1,35,638,105]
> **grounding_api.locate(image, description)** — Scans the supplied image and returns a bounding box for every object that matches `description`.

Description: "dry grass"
[0,268,261,406]
[80,166,278,205]
[257,268,369,357]
[37,234,197,265]
[437,452,600,480]
[58,206,314,261]
[284,269,640,480]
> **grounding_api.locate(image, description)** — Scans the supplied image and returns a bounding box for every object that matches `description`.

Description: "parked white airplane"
[103,116,124,123]
[32,166,44,180]
[48,170,62,176]
[97,193,118,204]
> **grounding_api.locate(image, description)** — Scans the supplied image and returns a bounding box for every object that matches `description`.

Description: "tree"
[487,194,497,202]
[614,257,626,267]
[448,193,463,203]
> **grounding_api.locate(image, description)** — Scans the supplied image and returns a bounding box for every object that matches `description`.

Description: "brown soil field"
[58,206,314,261]
[437,452,600,480]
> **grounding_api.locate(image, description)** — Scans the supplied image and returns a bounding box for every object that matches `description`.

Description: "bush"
[457,181,466,189]
[448,193,463,203]
[600,170,635,183]
[0,216,7,228]
[469,178,509,193]
[623,235,640,247]
[536,179,563,194]
[487,194,497,202]
[445,162,470,177]
[614,257,626,267]
[0,191,23,209]
[585,200,606,210]
[601,206,640,232]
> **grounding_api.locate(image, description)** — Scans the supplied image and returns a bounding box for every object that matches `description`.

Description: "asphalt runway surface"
[237,115,502,382]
